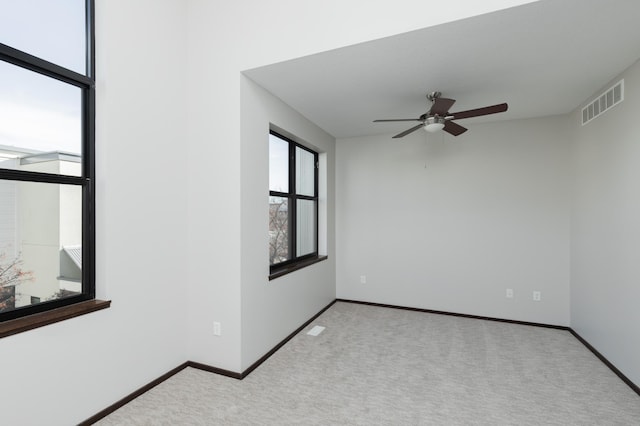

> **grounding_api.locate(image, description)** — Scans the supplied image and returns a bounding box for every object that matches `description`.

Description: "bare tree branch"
[0,252,34,312]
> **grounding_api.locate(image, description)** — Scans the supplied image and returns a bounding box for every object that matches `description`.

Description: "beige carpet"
[96,301,640,425]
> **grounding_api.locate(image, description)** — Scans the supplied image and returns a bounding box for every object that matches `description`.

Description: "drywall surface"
[570,58,640,386]
[240,77,335,370]
[0,0,189,424]
[185,0,537,370]
[336,116,571,325]
[228,0,538,72]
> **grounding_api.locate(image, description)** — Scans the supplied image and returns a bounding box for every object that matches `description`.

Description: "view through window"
[0,0,95,321]
[269,131,318,274]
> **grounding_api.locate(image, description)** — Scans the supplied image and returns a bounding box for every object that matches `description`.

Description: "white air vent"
[582,80,624,125]
[307,325,325,336]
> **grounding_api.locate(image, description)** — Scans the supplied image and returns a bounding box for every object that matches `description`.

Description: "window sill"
[0,299,111,339]
[269,255,328,280]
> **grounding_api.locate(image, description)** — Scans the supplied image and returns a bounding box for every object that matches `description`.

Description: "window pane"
[296,199,316,257]
[296,146,315,196]
[0,61,82,176]
[269,134,289,193]
[0,0,86,74]
[269,196,289,265]
[0,181,82,314]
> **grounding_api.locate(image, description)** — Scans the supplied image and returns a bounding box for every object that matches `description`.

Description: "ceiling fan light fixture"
[424,117,445,133]
[374,92,507,138]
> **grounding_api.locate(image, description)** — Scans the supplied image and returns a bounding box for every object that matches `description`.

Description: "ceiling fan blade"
[449,103,508,120]
[373,118,422,122]
[443,120,467,136]
[392,123,424,138]
[429,98,456,116]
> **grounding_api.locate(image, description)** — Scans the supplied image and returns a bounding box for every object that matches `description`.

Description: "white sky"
[0,0,85,73]
[0,0,85,156]
[269,134,289,192]
[0,100,80,153]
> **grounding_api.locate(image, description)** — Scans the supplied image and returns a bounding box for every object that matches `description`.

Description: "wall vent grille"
[582,80,624,125]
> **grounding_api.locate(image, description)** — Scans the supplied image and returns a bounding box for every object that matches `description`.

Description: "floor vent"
[582,80,624,125]
[306,325,325,336]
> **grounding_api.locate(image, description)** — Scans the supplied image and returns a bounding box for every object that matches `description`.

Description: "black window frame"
[269,130,321,278]
[0,0,97,323]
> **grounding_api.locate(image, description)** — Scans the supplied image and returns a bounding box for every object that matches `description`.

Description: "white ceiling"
[244,0,640,139]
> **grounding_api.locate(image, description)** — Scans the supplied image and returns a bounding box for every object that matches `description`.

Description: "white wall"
[571,59,640,386]
[337,116,571,325]
[0,1,189,424]
[185,0,536,371]
[240,76,335,370]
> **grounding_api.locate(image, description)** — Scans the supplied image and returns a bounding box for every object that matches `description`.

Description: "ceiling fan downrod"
[426,91,442,103]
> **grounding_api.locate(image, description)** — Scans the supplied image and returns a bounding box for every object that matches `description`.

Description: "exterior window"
[0,0,95,322]
[269,131,318,275]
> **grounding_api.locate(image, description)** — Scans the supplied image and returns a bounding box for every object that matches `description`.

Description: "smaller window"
[269,131,319,277]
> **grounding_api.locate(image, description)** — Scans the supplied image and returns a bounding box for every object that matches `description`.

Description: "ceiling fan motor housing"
[427,91,442,102]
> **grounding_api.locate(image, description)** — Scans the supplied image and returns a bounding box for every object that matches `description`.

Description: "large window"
[269,131,319,277]
[0,0,99,327]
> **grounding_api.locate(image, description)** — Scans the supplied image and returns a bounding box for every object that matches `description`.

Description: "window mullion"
[0,169,84,185]
[289,142,296,261]
[269,190,288,198]
[86,0,96,79]
[314,152,319,254]
[83,178,94,297]
[0,44,92,89]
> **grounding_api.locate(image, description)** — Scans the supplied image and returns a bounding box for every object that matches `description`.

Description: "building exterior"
[0,147,81,311]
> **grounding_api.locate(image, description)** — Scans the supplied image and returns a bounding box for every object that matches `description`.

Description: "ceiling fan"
[373,92,508,138]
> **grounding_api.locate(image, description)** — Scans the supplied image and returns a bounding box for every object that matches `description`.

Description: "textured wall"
[337,116,571,325]
[571,58,640,386]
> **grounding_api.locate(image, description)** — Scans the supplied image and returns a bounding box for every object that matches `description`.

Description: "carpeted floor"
[97,301,640,425]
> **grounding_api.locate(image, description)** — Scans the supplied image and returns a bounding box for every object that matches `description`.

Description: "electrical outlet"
[506,288,514,299]
[360,275,367,284]
[213,321,221,336]
[533,291,541,302]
